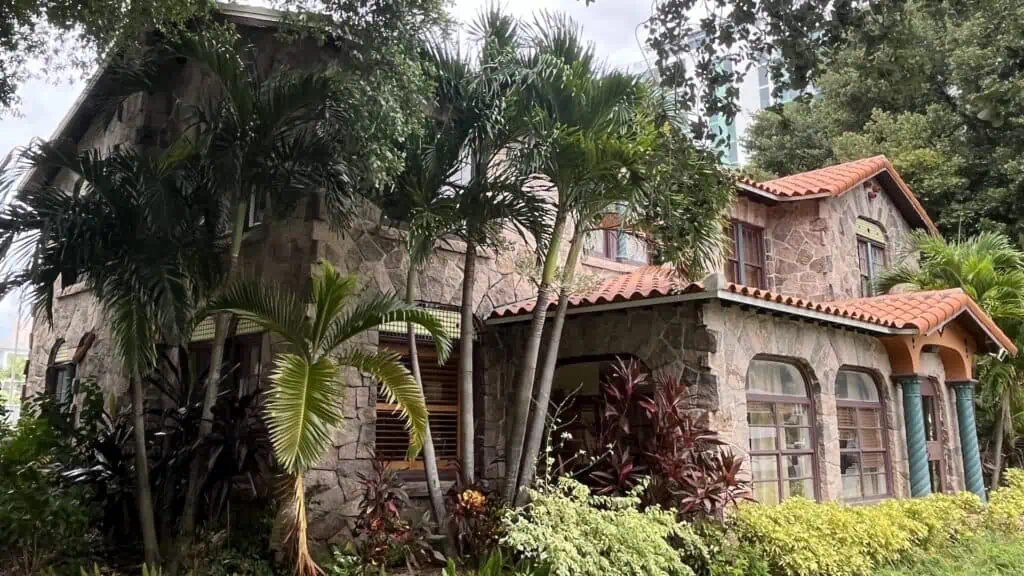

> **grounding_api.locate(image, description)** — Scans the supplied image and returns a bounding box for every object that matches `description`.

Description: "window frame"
[836,368,892,502]
[584,228,650,265]
[726,220,767,288]
[746,358,819,504]
[376,337,460,471]
[856,219,887,296]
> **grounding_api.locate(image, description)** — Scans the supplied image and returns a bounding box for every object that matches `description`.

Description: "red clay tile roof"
[490,265,694,318]
[488,268,1016,355]
[737,155,939,234]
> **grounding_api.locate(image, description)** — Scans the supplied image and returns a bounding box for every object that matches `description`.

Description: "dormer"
[728,156,938,301]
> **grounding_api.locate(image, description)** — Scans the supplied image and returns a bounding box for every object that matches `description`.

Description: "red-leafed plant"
[354,458,437,570]
[584,358,752,520]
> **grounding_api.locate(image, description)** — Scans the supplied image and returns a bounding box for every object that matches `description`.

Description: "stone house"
[20,5,1014,543]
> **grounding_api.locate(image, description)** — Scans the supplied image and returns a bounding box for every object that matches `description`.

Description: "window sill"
[582,255,646,273]
[57,281,90,299]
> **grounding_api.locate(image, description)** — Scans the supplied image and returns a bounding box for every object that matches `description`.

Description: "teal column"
[951,380,986,501]
[897,375,931,497]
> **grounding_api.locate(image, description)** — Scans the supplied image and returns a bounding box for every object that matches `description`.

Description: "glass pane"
[871,244,886,273]
[783,454,813,479]
[747,360,808,396]
[839,428,858,449]
[864,473,888,497]
[744,264,763,288]
[749,426,778,451]
[778,403,810,426]
[836,371,879,402]
[783,427,812,450]
[841,454,862,501]
[857,240,869,271]
[783,478,814,500]
[929,460,943,492]
[725,260,739,284]
[860,428,884,451]
[861,275,872,297]
[751,455,779,482]
[747,401,775,426]
[923,397,939,441]
[837,407,857,428]
[753,481,779,505]
[862,452,886,474]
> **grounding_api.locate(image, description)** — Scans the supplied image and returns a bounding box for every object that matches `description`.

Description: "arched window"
[836,369,890,501]
[746,358,817,504]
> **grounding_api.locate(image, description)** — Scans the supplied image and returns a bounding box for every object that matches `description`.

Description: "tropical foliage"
[655,0,1024,240]
[0,140,226,566]
[209,261,451,575]
[876,232,1024,488]
[501,477,704,576]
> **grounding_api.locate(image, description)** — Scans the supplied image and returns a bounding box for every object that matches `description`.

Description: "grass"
[877,533,1024,575]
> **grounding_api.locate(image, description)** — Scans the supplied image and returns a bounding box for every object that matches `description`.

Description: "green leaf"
[339,348,427,459]
[265,353,344,474]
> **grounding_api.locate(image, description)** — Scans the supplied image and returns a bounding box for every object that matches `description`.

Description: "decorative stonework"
[702,302,912,501]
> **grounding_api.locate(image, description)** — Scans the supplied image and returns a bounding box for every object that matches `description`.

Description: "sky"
[0,0,656,353]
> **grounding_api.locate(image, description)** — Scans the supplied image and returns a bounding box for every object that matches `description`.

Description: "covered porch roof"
[487,266,1016,359]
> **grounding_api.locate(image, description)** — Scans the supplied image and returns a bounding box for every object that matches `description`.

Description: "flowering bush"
[501,477,705,576]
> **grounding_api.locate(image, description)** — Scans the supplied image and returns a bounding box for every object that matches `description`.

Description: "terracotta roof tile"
[737,155,939,234]
[489,265,693,318]
[488,268,1016,355]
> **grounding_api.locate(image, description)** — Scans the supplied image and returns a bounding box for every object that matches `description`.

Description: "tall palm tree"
[0,140,225,568]
[409,8,548,485]
[878,230,1024,489]
[209,261,450,576]
[375,125,463,534]
[101,31,363,540]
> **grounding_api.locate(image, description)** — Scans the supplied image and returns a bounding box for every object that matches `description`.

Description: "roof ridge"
[826,286,966,306]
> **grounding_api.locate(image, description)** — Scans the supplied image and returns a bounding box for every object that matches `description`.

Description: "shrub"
[986,468,1024,531]
[0,413,99,574]
[501,477,704,576]
[446,462,505,561]
[353,458,438,571]
[723,492,984,576]
[570,359,751,521]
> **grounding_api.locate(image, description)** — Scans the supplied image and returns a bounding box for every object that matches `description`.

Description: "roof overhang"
[735,164,939,235]
[486,288,917,336]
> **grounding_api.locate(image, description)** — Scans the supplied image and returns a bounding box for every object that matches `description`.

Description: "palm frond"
[318,294,453,363]
[208,280,309,353]
[265,354,344,474]
[339,348,428,459]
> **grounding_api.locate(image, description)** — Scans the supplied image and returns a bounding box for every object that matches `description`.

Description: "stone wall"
[701,301,914,500]
[739,177,917,302]
[479,301,719,487]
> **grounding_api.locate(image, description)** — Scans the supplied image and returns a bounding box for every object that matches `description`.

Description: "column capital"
[893,374,925,385]
[948,378,979,388]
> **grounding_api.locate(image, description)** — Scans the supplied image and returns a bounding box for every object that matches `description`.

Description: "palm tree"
[100,30,363,539]
[375,125,463,534]
[403,9,548,485]
[0,140,225,568]
[877,230,1024,489]
[208,261,450,576]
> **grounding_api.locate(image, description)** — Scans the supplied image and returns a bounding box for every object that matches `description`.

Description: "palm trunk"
[405,267,449,539]
[131,375,160,568]
[459,242,476,483]
[503,217,565,504]
[515,230,583,504]
[180,198,247,538]
[991,387,1010,489]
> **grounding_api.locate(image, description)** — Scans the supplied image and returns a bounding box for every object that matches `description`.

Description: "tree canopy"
[647,0,1024,240]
